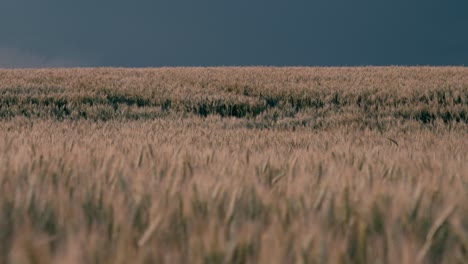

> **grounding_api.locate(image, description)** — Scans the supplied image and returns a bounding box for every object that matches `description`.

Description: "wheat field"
[0,67,467,264]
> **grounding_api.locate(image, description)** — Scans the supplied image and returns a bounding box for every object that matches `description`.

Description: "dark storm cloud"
[1,0,467,67]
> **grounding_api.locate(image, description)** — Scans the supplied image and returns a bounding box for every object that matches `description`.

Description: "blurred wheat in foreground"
[0,67,467,264]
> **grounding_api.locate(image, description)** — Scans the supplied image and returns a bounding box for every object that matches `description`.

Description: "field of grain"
[0,67,467,264]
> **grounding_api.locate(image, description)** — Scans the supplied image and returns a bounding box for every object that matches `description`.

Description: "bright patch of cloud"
[0,47,86,68]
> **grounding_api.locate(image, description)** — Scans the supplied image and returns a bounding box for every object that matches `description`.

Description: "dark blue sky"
[1,0,467,67]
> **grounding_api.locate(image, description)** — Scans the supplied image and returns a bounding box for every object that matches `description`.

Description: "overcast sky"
[1,0,467,67]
